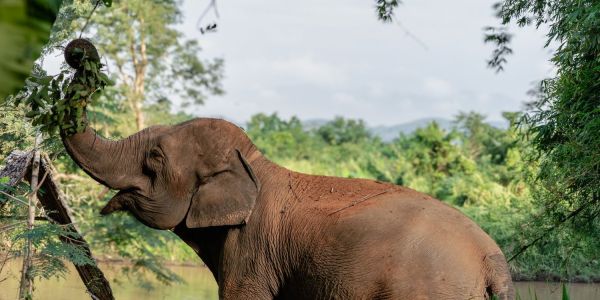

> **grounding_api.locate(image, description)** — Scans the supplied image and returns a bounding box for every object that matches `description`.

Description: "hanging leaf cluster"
[10,46,113,136]
[375,0,400,22]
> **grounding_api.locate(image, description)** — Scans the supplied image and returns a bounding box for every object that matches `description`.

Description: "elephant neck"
[173,156,306,293]
[249,155,295,189]
[172,225,229,280]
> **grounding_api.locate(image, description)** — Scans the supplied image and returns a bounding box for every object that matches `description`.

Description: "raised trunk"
[61,39,147,192]
[61,115,146,191]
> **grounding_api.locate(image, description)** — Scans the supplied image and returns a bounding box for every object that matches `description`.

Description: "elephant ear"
[186,149,260,228]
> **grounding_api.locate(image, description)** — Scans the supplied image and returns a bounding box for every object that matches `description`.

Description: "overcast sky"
[177,1,552,125]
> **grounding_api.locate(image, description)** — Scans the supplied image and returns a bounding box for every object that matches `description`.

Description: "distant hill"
[302,117,508,142]
[369,118,454,142]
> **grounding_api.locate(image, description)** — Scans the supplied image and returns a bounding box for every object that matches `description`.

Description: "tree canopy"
[85,0,223,131]
[489,0,600,245]
[0,0,62,100]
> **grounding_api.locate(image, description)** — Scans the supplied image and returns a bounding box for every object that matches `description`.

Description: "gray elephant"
[61,116,514,299]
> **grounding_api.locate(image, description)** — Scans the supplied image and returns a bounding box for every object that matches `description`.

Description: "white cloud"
[332,92,357,104]
[255,87,280,100]
[269,56,347,87]
[423,77,455,97]
[367,82,386,97]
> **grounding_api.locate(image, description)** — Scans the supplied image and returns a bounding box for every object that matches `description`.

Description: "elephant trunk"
[61,123,146,190]
[60,38,146,191]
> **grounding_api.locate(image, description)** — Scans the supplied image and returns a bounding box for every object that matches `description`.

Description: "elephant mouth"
[100,189,191,230]
[100,190,140,215]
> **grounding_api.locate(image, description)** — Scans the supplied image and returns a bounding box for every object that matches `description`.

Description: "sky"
[176,0,552,126]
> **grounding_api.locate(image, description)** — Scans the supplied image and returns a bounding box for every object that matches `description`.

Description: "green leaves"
[0,0,60,100]
[13,223,95,280]
[492,0,600,268]
[11,59,113,136]
[317,117,372,146]
[484,27,513,72]
[102,0,112,7]
[375,0,400,23]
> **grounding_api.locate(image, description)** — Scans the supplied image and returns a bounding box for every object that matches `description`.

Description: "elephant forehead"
[155,135,203,164]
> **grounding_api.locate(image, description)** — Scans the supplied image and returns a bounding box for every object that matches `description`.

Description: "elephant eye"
[148,148,165,164]
[145,148,164,176]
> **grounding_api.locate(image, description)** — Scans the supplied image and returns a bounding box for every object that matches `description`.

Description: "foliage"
[489,0,600,259]
[75,0,224,130]
[375,0,400,22]
[14,223,95,277]
[0,0,62,100]
[0,181,95,282]
[88,0,223,103]
[484,26,513,73]
[1,0,214,289]
[246,113,313,160]
[317,117,372,146]
[0,108,34,162]
[24,1,221,285]
[9,56,112,136]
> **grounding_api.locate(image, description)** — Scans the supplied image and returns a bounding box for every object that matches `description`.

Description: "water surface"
[1,261,599,299]
[1,261,217,300]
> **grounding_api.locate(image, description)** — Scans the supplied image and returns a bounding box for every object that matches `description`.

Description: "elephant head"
[61,117,261,230]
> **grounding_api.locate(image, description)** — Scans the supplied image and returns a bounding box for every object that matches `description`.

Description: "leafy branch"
[484,26,513,72]
[8,39,113,136]
[375,0,400,22]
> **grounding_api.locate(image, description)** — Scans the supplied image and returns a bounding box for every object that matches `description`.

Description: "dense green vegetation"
[0,0,217,289]
[2,1,600,297]
[487,0,600,266]
[0,0,62,99]
[5,105,599,283]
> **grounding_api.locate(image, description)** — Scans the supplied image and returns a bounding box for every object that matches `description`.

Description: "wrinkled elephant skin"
[61,118,513,299]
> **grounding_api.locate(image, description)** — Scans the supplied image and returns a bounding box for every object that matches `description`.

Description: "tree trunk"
[1,150,116,300]
[18,133,42,299]
[34,157,115,300]
[129,15,148,132]
[133,94,145,131]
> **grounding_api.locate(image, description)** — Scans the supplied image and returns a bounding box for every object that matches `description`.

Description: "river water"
[1,261,599,299]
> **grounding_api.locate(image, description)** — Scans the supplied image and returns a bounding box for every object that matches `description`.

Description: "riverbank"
[513,272,600,284]
[1,259,600,300]
[94,256,600,283]
[94,256,203,268]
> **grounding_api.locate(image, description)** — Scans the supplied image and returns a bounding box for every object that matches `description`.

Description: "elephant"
[60,114,514,299]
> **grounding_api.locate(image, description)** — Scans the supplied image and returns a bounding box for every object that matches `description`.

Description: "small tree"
[74,0,223,131]
[317,117,372,146]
